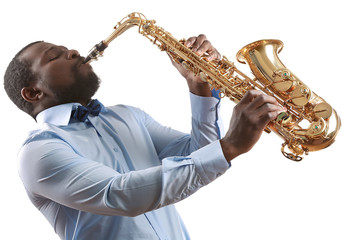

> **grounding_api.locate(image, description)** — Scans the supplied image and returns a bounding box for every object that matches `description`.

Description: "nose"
[66,49,80,60]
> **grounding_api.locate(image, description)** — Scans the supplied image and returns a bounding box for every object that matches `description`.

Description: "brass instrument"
[84,12,341,161]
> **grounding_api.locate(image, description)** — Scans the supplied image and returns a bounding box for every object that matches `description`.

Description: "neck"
[31,98,92,119]
[80,99,91,106]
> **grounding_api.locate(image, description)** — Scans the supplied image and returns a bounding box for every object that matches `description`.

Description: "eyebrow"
[44,46,57,56]
[43,45,68,55]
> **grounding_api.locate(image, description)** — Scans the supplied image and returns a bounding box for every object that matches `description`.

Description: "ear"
[21,86,44,103]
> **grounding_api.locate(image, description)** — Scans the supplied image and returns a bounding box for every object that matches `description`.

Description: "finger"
[185,36,197,47]
[256,102,284,117]
[247,94,279,111]
[254,99,286,127]
[166,52,186,74]
[192,40,221,61]
[239,90,264,105]
[206,48,221,61]
[166,52,177,66]
[195,40,212,55]
[188,34,207,52]
[257,107,283,127]
[196,40,221,60]
[185,35,221,61]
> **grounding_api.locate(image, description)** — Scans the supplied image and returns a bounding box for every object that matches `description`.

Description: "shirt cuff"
[190,92,221,123]
[191,140,229,185]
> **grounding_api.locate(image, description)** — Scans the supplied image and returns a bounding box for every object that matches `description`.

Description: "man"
[4,34,284,239]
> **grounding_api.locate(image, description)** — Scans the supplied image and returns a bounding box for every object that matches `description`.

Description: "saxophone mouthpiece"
[83,41,108,64]
[83,56,92,64]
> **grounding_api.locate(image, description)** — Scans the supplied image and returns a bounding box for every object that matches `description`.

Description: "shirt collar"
[36,100,108,127]
[36,103,79,126]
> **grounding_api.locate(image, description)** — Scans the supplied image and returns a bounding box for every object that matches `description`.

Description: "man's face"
[19,41,100,105]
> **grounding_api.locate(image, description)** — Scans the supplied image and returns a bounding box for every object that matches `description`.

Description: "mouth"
[78,57,87,67]
[83,56,92,64]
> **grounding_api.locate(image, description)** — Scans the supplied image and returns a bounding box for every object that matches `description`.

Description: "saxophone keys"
[272,69,296,92]
[313,102,333,120]
[198,71,215,90]
[273,81,295,92]
[276,112,294,127]
[264,126,272,133]
[307,118,327,137]
[199,72,209,83]
[281,143,304,161]
[290,85,312,106]
[293,118,327,137]
[218,88,226,98]
[181,61,191,71]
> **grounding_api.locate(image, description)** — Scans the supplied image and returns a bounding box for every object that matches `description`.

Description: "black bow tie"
[71,99,103,122]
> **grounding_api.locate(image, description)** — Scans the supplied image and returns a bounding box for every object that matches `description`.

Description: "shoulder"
[22,125,63,146]
[105,104,151,123]
[106,104,144,114]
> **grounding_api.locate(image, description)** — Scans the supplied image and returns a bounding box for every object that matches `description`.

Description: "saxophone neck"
[84,13,147,64]
[104,13,146,45]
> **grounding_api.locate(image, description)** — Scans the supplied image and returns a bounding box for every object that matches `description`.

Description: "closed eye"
[48,54,59,62]
[47,47,67,62]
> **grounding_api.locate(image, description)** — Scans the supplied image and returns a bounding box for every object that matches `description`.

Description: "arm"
[142,34,222,157]
[19,134,228,217]
[139,92,223,159]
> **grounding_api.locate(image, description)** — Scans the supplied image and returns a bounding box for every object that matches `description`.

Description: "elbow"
[103,188,159,217]
[103,199,156,217]
[122,209,147,218]
[102,170,162,217]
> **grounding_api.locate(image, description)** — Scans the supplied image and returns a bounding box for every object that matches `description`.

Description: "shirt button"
[113,147,119,152]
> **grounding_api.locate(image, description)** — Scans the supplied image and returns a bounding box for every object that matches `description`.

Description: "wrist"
[219,139,242,162]
[187,79,212,97]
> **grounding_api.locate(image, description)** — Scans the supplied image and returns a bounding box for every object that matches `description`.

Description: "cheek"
[75,64,93,80]
[42,65,75,88]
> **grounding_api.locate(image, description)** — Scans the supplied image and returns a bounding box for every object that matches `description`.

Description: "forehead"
[19,42,56,64]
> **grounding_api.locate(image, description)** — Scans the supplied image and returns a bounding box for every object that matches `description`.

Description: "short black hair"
[4,41,43,115]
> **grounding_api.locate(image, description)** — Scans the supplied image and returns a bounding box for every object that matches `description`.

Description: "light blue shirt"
[18,93,229,240]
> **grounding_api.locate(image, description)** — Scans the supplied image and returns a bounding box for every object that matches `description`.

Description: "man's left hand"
[170,34,221,97]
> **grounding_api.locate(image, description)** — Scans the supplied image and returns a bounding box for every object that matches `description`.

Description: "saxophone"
[84,12,341,161]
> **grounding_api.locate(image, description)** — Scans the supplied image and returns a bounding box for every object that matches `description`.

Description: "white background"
[0,0,358,239]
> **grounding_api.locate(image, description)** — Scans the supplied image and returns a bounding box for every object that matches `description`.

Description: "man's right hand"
[220,90,286,161]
